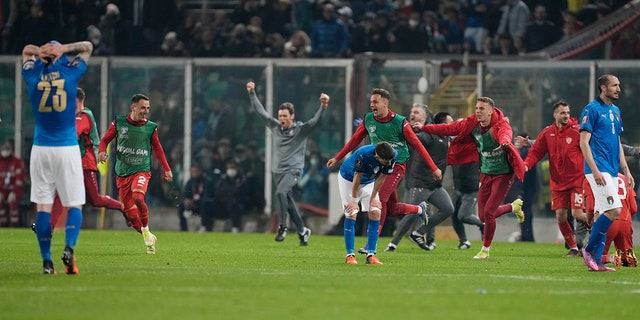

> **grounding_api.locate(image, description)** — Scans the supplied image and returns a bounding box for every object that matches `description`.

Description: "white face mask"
[226,169,237,177]
[309,158,319,167]
[0,150,10,158]
[409,19,418,28]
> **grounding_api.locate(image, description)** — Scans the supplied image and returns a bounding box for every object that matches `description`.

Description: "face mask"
[226,169,237,177]
[310,158,319,167]
[409,19,418,28]
[0,150,10,158]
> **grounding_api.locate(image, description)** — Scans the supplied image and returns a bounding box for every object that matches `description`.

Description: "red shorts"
[551,187,583,211]
[116,172,151,209]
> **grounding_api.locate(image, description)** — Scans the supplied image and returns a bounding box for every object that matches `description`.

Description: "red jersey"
[524,118,583,191]
[76,111,98,171]
[423,107,525,181]
[0,154,26,199]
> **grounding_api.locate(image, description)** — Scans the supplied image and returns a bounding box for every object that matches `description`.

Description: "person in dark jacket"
[384,107,454,252]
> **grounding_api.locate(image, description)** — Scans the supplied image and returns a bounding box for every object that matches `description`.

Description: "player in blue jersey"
[340,142,428,265]
[22,40,93,275]
[579,74,635,272]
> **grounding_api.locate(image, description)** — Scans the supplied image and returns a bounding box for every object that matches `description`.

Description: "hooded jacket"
[523,117,583,191]
[422,107,525,181]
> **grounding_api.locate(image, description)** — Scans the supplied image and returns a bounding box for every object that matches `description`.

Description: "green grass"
[1,228,639,320]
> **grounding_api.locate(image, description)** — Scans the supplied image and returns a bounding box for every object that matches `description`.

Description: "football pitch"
[1,228,639,320]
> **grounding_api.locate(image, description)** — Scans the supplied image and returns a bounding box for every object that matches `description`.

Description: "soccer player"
[579,74,634,272]
[22,40,93,274]
[341,142,427,264]
[246,81,328,246]
[327,88,441,253]
[418,96,526,259]
[516,100,588,257]
[385,108,454,252]
[583,174,638,267]
[98,93,173,254]
[50,88,123,229]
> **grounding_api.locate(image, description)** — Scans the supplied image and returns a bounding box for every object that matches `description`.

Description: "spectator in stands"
[462,0,491,53]
[496,0,531,55]
[366,0,394,17]
[283,29,312,58]
[176,12,203,53]
[369,11,393,53]
[261,0,292,36]
[223,24,259,57]
[350,12,376,54]
[190,27,224,57]
[87,25,111,56]
[20,2,55,49]
[391,11,429,53]
[420,10,443,53]
[247,15,266,48]
[440,3,463,53]
[98,3,131,55]
[231,0,261,26]
[524,5,562,53]
[291,0,315,33]
[412,0,440,16]
[0,0,19,54]
[309,3,351,58]
[160,31,189,57]
[611,26,640,59]
[262,32,286,57]
[177,163,214,232]
[211,137,234,175]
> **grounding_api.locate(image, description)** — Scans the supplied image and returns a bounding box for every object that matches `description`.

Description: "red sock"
[558,221,577,249]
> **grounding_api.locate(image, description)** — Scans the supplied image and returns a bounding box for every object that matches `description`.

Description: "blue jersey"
[579,97,623,176]
[339,144,396,184]
[22,55,87,147]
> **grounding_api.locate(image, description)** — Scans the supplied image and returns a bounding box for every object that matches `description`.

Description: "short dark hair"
[374,141,395,161]
[76,87,85,101]
[552,100,568,111]
[278,102,295,114]
[597,74,614,91]
[131,93,150,105]
[433,111,452,124]
[477,96,495,107]
[371,88,391,100]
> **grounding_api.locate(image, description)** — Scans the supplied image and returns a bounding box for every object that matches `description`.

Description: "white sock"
[141,226,149,232]
[482,246,490,251]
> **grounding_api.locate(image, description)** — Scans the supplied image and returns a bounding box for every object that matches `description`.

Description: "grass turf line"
[1,228,639,319]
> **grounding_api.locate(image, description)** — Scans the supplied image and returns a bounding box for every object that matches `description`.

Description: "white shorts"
[30,145,85,207]
[585,173,622,215]
[338,175,378,215]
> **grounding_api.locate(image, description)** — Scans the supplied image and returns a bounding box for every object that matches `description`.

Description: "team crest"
[565,137,572,144]
[607,196,614,205]
[368,125,376,133]
[120,126,128,135]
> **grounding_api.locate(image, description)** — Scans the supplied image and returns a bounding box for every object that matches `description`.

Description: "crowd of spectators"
[0,0,635,59]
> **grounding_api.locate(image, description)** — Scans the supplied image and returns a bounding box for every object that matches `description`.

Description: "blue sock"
[594,231,608,264]
[367,219,380,255]
[344,218,356,255]
[65,208,83,249]
[35,212,52,261]
[585,214,613,255]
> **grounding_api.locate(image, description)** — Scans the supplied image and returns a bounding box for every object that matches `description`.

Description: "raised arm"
[302,93,330,130]
[40,41,93,64]
[22,44,41,63]
[246,82,278,126]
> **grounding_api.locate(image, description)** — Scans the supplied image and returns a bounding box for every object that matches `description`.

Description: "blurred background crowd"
[0,0,637,59]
